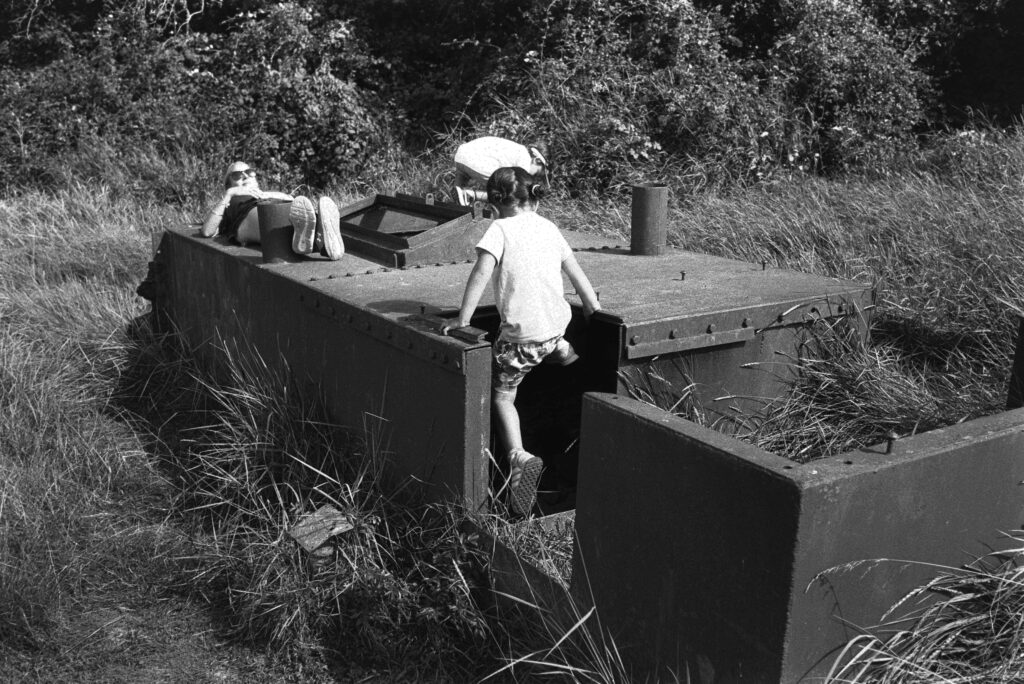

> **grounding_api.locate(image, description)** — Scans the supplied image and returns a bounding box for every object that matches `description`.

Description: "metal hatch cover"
[570,247,872,359]
[336,194,488,267]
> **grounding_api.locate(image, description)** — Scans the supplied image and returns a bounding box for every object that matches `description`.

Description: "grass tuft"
[825,538,1024,683]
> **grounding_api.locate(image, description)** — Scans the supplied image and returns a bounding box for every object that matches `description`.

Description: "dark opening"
[465,307,620,517]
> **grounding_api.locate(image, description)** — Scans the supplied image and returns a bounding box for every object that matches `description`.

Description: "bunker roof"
[175,221,869,357]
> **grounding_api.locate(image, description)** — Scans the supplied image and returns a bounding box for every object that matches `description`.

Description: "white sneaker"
[318,196,344,261]
[289,196,316,254]
[508,450,542,516]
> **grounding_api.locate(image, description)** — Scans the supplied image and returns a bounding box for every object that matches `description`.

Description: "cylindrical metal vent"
[257,198,297,264]
[630,183,668,256]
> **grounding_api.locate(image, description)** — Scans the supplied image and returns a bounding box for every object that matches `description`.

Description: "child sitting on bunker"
[441,167,600,516]
[452,136,548,206]
[200,161,344,260]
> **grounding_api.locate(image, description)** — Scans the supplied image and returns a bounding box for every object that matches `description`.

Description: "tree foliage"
[0,0,1020,193]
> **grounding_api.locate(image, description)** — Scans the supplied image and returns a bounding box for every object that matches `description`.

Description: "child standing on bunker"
[441,167,601,516]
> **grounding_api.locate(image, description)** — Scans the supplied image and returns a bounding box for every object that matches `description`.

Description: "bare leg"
[493,387,541,516]
[492,388,523,454]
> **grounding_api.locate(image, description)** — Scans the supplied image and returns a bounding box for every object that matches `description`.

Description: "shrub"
[0,2,397,192]
[337,0,531,141]
[765,0,927,173]
[469,0,780,195]
[202,3,393,187]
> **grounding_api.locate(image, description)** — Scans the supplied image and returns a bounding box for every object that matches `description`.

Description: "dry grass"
[0,184,181,654]
[5,128,1024,680]
[824,538,1024,683]
[616,131,1024,461]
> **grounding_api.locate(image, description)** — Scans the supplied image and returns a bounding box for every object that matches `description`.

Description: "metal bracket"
[626,326,756,359]
[411,313,489,345]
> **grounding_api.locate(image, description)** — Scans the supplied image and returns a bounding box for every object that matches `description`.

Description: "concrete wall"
[573,392,1024,682]
[156,230,493,508]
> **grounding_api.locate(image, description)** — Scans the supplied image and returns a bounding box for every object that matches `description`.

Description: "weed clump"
[825,539,1024,683]
[117,328,496,677]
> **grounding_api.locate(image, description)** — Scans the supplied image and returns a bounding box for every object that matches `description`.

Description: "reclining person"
[200,161,344,260]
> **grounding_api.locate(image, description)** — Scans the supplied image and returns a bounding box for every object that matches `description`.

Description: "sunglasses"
[228,168,257,181]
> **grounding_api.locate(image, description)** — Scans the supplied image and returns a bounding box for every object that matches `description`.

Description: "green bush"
[337,0,531,141]
[465,0,776,194]
[0,2,396,191]
[203,3,393,187]
[455,0,928,193]
[766,0,926,172]
[0,0,1012,194]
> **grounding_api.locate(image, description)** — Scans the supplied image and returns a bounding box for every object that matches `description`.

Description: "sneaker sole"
[319,196,344,261]
[510,454,542,516]
[289,196,316,254]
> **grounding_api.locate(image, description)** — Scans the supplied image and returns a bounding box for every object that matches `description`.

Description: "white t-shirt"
[454,137,542,185]
[476,212,572,343]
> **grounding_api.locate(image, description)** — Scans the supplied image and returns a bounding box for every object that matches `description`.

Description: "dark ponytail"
[487,166,544,209]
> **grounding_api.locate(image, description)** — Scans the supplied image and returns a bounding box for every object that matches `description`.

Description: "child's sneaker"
[508,449,542,517]
[289,196,317,254]
[318,196,344,261]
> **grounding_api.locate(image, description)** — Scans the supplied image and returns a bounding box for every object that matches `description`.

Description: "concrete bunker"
[144,189,871,515]
[141,189,1024,682]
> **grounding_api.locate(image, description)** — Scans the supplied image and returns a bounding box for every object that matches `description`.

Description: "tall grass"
[5,128,1024,679]
[0,176,640,681]
[824,539,1024,683]
[0,184,181,651]
[612,129,1024,460]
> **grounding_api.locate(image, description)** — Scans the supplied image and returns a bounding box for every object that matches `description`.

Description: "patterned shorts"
[492,335,579,394]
